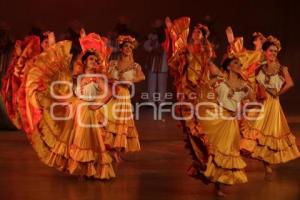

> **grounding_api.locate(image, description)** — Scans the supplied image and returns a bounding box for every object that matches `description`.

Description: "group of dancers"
[166,17,299,196]
[1,16,299,196]
[1,29,145,179]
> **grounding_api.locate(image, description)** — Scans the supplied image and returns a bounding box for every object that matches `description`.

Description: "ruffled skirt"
[30,96,116,179]
[99,86,140,152]
[240,93,300,164]
[185,105,247,185]
[22,41,115,179]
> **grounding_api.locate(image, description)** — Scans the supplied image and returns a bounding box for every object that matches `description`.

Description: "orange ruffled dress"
[240,66,300,164]
[1,35,41,130]
[100,60,145,152]
[190,82,249,185]
[167,17,247,185]
[167,17,217,137]
[21,41,115,179]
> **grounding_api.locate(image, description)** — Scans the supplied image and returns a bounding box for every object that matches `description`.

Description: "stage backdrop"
[0,0,299,129]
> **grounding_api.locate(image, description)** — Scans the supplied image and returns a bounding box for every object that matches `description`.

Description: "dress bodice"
[108,60,142,82]
[75,78,101,101]
[256,66,285,93]
[216,82,249,112]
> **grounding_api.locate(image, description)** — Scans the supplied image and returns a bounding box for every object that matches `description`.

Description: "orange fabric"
[1,35,41,130]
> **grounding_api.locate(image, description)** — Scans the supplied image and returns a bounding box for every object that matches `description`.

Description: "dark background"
[0,0,300,128]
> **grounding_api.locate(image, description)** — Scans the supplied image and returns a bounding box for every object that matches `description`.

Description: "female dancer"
[225,27,272,155]
[165,17,223,137]
[101,35,145,162]
[1,32,54,132]
[19,32,115,179]
[240,36,299,176]
[166,17,250,196]
[173,53,253,196]
[201,56,253,195]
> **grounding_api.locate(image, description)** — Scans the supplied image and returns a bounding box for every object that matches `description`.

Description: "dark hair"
[262,41,277,51]
[81,50,98,64]
[119,41,134,49]
[221,56,237,72]
[29,26,47,42]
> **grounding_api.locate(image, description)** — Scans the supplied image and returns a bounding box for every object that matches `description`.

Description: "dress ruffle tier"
[240,93,300,164]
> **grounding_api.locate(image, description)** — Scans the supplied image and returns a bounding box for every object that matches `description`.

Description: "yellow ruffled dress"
[100,60,145,152]
[241,66,300,164]
[22,41,115,179]
[198,82,249,185]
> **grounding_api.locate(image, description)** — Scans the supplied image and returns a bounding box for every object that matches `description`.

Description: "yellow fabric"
[229,37,262,90]
[201,108,248,185]
[241,93,300,164]
[172,48,217,136]
[170,17,190,56]
[182,99,248,185]
[168,18,247,185]
[46,99,115,179]
[24,41,115,179]
[98,60,143,153]
[204,156,247,185]
[99,85,140,152]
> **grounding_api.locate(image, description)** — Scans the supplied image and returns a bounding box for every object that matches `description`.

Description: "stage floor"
[0,110,300,200]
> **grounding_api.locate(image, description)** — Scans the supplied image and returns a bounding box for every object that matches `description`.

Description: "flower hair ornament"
[73,33,112,76]
[79,33,111,60]
[194,23,210,38]
[117,35,138,49]
[266,35,281,51]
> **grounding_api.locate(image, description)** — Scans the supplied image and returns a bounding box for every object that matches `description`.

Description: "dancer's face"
[192,28,203,42]
[265,45,278,62]
[85,55,99,73]
[228,59,242,74]
[121,42,133,57]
